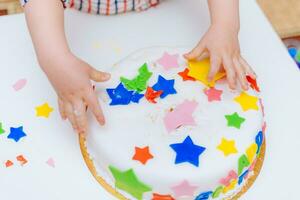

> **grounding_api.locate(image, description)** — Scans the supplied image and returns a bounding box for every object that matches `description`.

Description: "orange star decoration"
[132,146,154,165]
[35,102,54,118]
[177,68,196,81]
[217,138,238,157]
[16,155,28,166]
[5,160,14,168]
[145,87,163,104]
[234,92,259,111]
[187,58,226,87]
[152,193,175,200]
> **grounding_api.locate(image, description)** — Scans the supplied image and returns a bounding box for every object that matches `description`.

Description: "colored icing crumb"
[5,160,13,168]
[35,103,54,118]
[170,136,206,167]
[132,146,154,165]
[203,87,223,102]
[7,126,27,142]
[152,75,177,98]
[225,112,246,129]
[156,52,180,70]
[145,87,163,104]
[120,63,152,92]
[246,76,260,92]
[16,155,28,166]
[217,138,238,157]
[163,100,198,133]
[234,92,259,111]
[187,58,226,87]
[0,122,5,135]
[171,180,198,198]
[109,166,152,200]
[177,68,196,81]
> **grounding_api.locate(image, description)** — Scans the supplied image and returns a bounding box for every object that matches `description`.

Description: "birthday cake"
[83,47,266,200]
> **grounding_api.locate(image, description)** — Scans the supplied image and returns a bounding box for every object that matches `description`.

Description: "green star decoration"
[225,112,246,129]
[120,63,153,92]
[0,122,5,135]
[109,166,152,200]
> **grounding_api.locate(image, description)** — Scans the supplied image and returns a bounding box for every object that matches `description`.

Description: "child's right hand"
[41,53,110,134]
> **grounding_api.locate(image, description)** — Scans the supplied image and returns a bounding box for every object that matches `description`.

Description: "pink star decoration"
[46,157,55,168]
[203,87,223,102]
[171,180,198,198]
[164,100,198,133]
[157,52,180,70]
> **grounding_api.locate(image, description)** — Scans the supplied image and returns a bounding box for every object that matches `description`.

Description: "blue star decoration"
[7,126,27,142]
[106,83,144,105]
[152,75,177,98]
[170,136,206,167]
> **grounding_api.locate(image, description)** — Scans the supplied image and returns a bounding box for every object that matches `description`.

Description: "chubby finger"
[58,98,67,120]
[84,89,105,126]
[233,57,248,90]
[239,57,256,79]
[184,41,206,60]
[72,98,88,135]
[88,66,111,82]
[208,55,222,82]
[64,101,78,132]
[222,56,237,90]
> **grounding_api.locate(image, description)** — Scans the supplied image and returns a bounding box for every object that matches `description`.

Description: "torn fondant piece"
[145,87,163,104]
[178,68,196,81]
[16,155,28,166]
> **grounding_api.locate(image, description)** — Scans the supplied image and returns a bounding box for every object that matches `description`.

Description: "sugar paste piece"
[152,193,175,200]
[156,52,180,70]
[152,75,177,99]
[35,103,54,118]
[16,155,28,166]
[13,78,27,91]
[246,76,260,92]
[132,146,154,165]
[0,122,5,135]
[145,87,162,104]
[178,68,196,81]
[225,112,245,129]
[7,126,27,142]
[171,180,198,198]
[217,138,238,157]
[203,87,223,102]
[234,92,259,111]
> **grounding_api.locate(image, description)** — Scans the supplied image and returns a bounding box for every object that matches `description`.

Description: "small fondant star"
[152,75,177,99]
[132,146,154,165]
[178,68,196,81]
[246,75,260,92]
[16,155,28,166]
[187,58,226,87]
[7,126,27,142]
[157,52,180,70]
[164,100,198,132]
[234,92,259,111]
[35,103,54,118]
[171,180,198,198]
[0,122,5,135]
[152,193,175,200]
[217,138,238,157]
[109,166,152,200]
[107,83,133,105]
[204,87,223,102]
[225,112,245,129]
[170,136,206,167]
[145,87,163,104]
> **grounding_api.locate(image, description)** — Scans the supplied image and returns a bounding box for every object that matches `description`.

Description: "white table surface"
[0,0,300,199]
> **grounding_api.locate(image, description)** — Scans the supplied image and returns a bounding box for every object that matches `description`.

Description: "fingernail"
[104,73,111,79]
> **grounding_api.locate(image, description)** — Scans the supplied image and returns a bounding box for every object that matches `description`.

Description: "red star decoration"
[5,160,13,168]
[16,155,28,166]
[203,87,223,102]
[246,75,260,92]
[132,146,154,165]
[152,193,175,200]
[145,87,163,104]
[178,68,196,81]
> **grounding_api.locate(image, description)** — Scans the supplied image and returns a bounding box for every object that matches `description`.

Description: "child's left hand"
[184,24,256,90]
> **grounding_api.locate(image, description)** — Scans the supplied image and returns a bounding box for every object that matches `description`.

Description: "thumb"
[88,66,111,82]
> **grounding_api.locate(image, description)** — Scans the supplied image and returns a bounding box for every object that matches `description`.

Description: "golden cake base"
[79,135,266,200]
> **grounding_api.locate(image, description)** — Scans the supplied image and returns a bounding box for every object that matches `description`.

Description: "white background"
[0,0,300,199]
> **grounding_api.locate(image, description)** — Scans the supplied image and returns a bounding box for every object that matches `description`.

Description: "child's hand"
[184,24,256,90]
[43,53,110,134]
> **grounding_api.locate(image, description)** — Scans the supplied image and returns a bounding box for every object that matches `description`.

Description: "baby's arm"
[24,0,110,134]
[185,0,255,90]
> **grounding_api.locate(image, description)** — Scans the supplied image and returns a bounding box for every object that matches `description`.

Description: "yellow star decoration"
[217,138,238,156]
[234,92,259,111]
[35,103,54,118]
[187,58,226,87]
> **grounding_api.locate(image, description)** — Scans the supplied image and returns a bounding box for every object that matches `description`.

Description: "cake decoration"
[35,103,54,118]
[145,87,163,103]
[169,135,206,167]
[219,170,238,186]
[222,179,237,194]
[156,52,180,70]
[16,155,28,166]
[151,193,175,200]
[12,78,27,91]
[120,63,152,92]
[132,146,154,165]
[187,58,226,87]
[262,121,267,133]
[259,98,265,116]
[152,75,177,98]
[195,191,213,200]
[163,100,198,133]
[107,83,138,105]
[225,112,246,129]
[109,166,152,200]
[217,138,238,157]
[171,180,198,198]
[246,143,258,163]
[203,87,223,102]
[246,75,260,92]
[212,186,223,198]
[238,155,250,175]
[234,92,259,111]
[255,131,264,154]
[5,160,14,168]
[7,126,27,142]
[238,170,249,185]
[177,68,196,81]
[46,157,56,168]
[0,122,5,135]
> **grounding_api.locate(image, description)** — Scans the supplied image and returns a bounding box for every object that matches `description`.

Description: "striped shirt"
[20,0,160,15]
